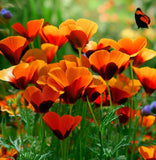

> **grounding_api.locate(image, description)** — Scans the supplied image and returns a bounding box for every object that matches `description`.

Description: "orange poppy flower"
[0,60,46,89]
[83,38,119,57]
[115,36,147,58]
[138,109,155,128]
[109,76,141,104]
[138,145,156,159]
[39,25,68,48]
[0,36,28,65]
[94,90,110,106]
[43,111,82,140]
[41,43,58,63]
[0,91,25,115]
[133,48,156,67]
[39,66,93,104]
[133,66,156,95]
[21,48,47,63]
[82,75,106,102]
[89,50,130,81]
[63,54,90,68]
[12,19,44,42]
[24,85,60,113]
[0,146,18,159]
[59,19,98,49]
[116,107,136,125]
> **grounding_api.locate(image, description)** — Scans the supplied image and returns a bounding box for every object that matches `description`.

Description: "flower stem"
[106,80,113,109]
[40,114,45,155]
[78,48,82,61]
[87,97,98,125]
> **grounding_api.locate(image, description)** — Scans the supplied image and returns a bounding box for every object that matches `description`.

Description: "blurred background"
[0,0,156,67]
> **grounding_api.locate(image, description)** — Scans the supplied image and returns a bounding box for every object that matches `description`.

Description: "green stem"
[61,138,68,160]
[130,60,134,108]
[130,117,139,160]
[87,97,98,125]
[78,48,82,61]
[106,81,113,109]
[40,114,45,155]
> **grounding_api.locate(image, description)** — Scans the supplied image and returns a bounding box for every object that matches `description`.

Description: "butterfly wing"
[135,8,150,28]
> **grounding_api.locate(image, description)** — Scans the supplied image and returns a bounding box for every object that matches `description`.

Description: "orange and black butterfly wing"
[135,8,150,28]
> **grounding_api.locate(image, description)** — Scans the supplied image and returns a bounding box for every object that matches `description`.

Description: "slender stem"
[87,97,98,125]
[40,114,45,155]
[78,48,82,61]
[130,117,139,160]
[31,42,35,49]
[106,81,113,109]
[129,60,134,111]
[100,93,103,121]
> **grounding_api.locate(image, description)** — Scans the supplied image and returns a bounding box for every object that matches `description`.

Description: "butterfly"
[135,8,151,29]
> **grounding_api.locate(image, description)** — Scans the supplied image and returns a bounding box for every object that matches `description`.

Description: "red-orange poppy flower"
[59,19,98,49]
[0,60,46,89]
[41,43,58,63]
[43,111,82,140]
[0,91,26,115]
[21,48,47,63]
[133,66,156,95]
[12,19,44,42]
[138,109,155,128]
[0,36,28,65]
[115,36,147,58]
[89,50,130,81]
[63,54,90,68]
[116,107,136,125]
[24,85,60,113]
[138,145,156,159]
[0,146,18,159]
[38,66,93,104]
[82,75,106,102]
[39,25,68,48]
[83,38,119,57]
[94,90,110,106]
[109,76,141,104]
[133,48,156,67]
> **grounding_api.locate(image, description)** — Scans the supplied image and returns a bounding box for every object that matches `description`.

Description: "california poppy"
[41,43,58,63]
[38,66,93,104]
[43,111,82,140]
[0,36,28,65]
[82,75,106,102]
[109,76,141,104]
[24,85,60,113]
[89,50,130,81]
[116,107,136,125]
[133,48,156,67]
[0,60,46,89]
[115,36,147,58]
[0,91,25,115]
[83,38,119,57]
[59,19,98,49]
[0,146,18,159]
[133,66,156,95]
[39,25,68,48]
[21,48,47,63]
[12,19,44,42]
[138,145,156,159]
[135,8,151,29]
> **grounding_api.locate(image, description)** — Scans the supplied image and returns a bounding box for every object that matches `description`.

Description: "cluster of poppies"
[0,18,156,159]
